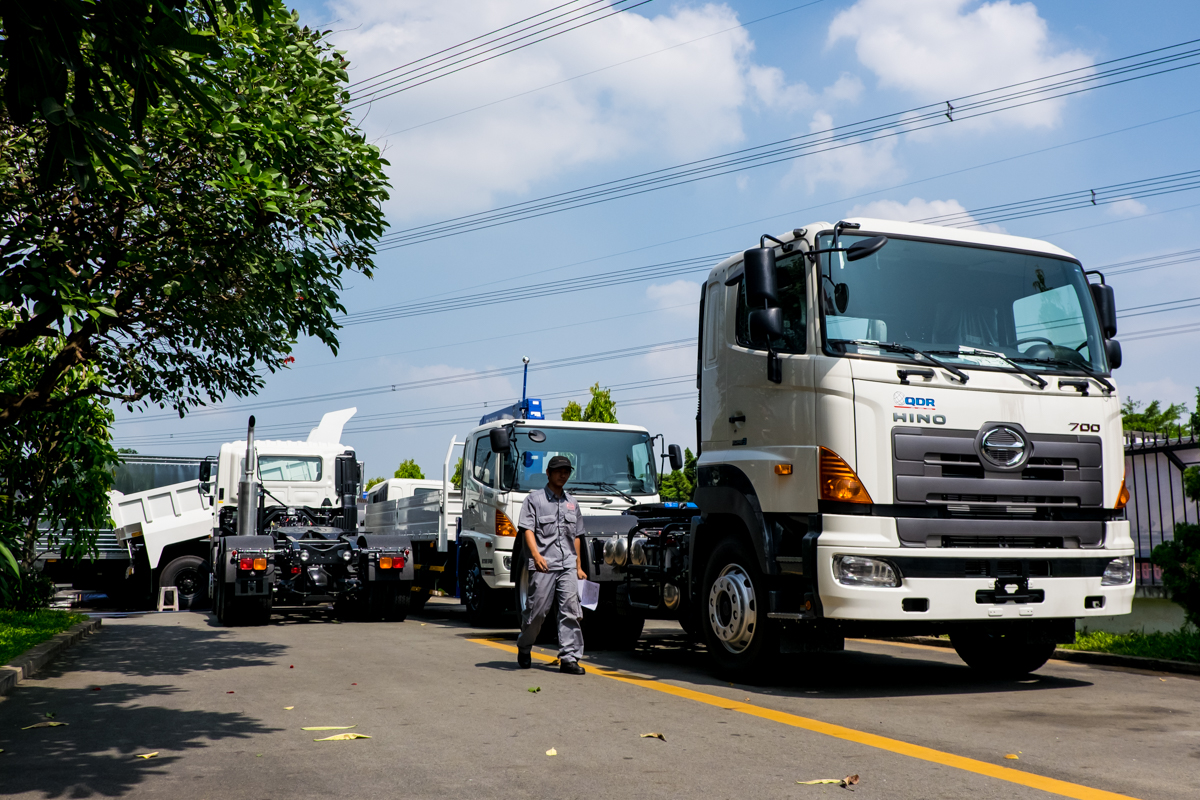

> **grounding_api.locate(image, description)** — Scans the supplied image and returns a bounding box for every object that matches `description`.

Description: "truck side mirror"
[668,444,684,472]
[489,426,510,453]
[1105,338,1122,370]
[742,247,778,306]
[845,235,888,262]
[749,307,783,345]
[198,459,212,482]
[1090,282,1117,339]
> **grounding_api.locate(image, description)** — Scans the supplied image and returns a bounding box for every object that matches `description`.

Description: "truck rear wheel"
[950,627,1057,679]
[218,586,271,626]
[702,539,779,677]
[159,555,209,610]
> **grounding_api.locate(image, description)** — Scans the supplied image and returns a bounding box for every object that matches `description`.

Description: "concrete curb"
[0,618,102,697]
[878,635,1200,676]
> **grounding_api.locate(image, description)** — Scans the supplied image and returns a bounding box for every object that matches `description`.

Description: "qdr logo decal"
[892,392,946,425]
[893,392,935,409]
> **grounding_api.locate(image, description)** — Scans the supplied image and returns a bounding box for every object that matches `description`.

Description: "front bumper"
[816,514,1135,621]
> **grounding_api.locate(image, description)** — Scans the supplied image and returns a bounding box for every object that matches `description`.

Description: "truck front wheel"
[950,626,1057,679]
[158,555,209,610]
[462,547,501,626]
[702,539,779,677]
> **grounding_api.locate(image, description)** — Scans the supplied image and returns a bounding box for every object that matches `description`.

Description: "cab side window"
[472,438,495,487]
[735,250,807,353]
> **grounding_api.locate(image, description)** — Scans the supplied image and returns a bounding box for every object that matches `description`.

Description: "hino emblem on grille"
[976,425,1030,470]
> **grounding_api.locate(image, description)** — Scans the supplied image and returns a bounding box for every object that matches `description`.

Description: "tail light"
[238,557,253,570]
[253,557,268,571]
[819,447,873,504]
[496,510,517,537]
[394,555,406,569]
[380,556,393,569]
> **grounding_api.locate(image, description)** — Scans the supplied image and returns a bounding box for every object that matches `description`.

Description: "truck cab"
[685,218,1134,674]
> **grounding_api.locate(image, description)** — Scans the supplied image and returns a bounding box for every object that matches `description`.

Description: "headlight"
[629,537,649,566]
[834,555,901,587]
[299,550,310,563]
[340,550,352,561]
[1101,556,1133,586]
[502,555,511,570]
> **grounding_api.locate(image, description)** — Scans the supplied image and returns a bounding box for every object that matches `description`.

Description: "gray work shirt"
[518,486,584,571]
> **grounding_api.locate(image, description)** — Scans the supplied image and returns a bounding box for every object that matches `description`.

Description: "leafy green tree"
[0,1,389,427]
[561,401,583,422]
[0,340,117,608]
[658,447,697,502]
[1122,397,1189,437]
[582,384,618,423]
[364,476,386,491]
[394,459,425,480]
[450,457,464,490]
[1152,468,1200,629]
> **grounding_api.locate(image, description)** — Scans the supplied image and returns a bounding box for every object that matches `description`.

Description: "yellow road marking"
[472,638,1137,800]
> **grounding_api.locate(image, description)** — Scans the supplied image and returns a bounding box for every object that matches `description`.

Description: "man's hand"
[533,552,549,573]
[576,566,587,581]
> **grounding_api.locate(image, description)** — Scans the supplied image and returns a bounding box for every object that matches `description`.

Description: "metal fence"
[1123,429,1200,588]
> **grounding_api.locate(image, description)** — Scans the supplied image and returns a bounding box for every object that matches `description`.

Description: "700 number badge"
[1068,422,1101,432]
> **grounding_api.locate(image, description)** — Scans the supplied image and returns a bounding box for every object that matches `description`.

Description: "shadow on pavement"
[0,682,281,797]
[71,618,289,677]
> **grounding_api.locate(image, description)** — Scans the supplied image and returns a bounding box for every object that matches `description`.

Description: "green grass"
[0,609,86,665]
[1063,628,1200,663]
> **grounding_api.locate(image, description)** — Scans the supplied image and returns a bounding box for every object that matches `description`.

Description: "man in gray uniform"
[516,454,587,674]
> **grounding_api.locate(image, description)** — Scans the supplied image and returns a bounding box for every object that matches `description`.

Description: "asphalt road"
[0,599,1196,800]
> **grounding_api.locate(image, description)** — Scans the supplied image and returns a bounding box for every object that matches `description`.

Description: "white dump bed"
[112,480,213,569]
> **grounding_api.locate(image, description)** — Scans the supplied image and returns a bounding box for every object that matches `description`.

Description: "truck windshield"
[508,427,656,496]
[817,233,1109,374]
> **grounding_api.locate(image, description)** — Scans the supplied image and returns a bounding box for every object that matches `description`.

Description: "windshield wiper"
[831,339,969,384]
[1010,356,1115,394]
[569,481,636,503]
[928,348,1047,389]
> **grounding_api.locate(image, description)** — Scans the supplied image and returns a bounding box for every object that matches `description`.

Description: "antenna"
[521,356,530,403]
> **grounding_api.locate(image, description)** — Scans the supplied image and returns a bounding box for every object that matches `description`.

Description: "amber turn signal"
[496,510,518,537]
[774,464,793,476]
[1115,472,1130,510]
[252,557,268,571]
[379,556,393,569]
[819,447,873,504]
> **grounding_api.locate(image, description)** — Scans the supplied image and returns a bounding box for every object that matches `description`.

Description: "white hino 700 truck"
[603,218,1135,677]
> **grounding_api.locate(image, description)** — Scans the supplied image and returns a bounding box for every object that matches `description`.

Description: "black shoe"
[559,659,585,675]
[517,649,531,669]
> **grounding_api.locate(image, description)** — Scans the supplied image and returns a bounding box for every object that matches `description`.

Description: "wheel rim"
[463,560,480,612]
[707,563,757,654]
[171,567,202,599]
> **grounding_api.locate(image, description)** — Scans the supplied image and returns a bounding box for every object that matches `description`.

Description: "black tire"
[462,546,501,626]
[217,583,271,626]
[950,627,1057,679]
[701,538,779,677]
[158,555,209,610]
[583,606,644,651]
[384,584,411,622]
[409,586,431,613]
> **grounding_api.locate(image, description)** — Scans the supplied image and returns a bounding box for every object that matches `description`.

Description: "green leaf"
[0,543,19,576]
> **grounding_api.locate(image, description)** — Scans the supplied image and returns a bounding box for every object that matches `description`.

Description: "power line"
[913,169,1200,227]
[1119,321,1200,342]
[376,0,831,139]
[1099,247,1200,276]
[370,38,1200,249]
[347,0,655,110]
[116,339,697,425]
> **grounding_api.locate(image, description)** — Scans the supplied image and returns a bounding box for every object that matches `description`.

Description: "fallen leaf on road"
[528,687,541,693]
[797,775,858,788]
[420,623,426,626]
[44,712,55,719]
[1005,754,1019,760]
[284,707,294,711]
[91,687,101,691]
[302,726,356,731]
[22,722,68,729]
[351,683,357,686]
[135,752,159,759]
[313,733,371,741]
[289,665,294,669]
[639,733,666,741]
[226,691,235,694]
[545,748,557,756]
[256,754,263,758]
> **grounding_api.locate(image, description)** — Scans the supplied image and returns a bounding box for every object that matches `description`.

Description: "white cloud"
[846,197,1007,233]
[329,1,815,220]
[827,0,1091,128]
[791,111,903,194]
[1107,198,1149,217]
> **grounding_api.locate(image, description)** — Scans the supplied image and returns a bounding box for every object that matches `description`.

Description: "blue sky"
[113,0,1200,479]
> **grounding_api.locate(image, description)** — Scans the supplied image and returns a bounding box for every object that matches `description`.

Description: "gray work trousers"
[517,568,584,661]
